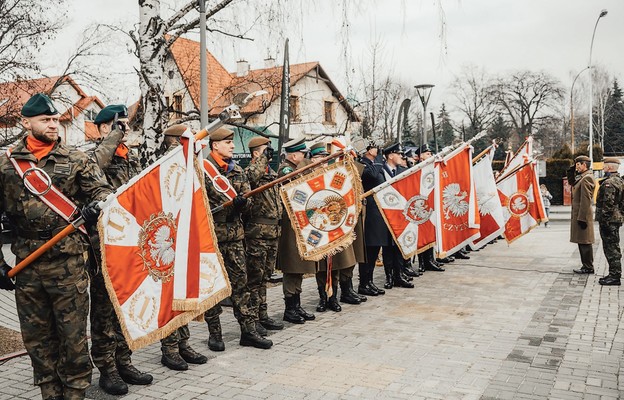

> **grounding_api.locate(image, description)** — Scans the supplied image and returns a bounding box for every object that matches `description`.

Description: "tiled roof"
[0,75,101,127]
[59,96,104,122]
[168,37,358,121]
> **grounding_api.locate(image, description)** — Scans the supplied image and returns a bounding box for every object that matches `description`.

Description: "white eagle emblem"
[442,183,469,219]
[511,196,526,212]
[148,225,175,268]
[477,189,496,216]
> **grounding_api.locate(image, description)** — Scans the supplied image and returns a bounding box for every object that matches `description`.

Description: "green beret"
[209,127,234,141]
[248,136,270,150]
[284,137,307,153]
[163,124,188,137]
[21,93,59,117]
[604,157,621,165]
[309,142,329,157]
[94,104,128,125]
[575,155,590,162]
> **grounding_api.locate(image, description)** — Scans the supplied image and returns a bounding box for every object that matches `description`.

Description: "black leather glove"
[0,262,15,291]
[116,120,127,134]
[578,221,588,230]
[81,201,101,226]
[232,195,248,211]
[264,146,274,161]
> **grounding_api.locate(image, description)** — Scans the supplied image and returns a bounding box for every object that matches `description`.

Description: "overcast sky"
[46,0,624,114]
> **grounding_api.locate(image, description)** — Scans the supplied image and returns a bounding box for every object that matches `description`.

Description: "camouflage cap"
[604,157,621,165]
[21,93,59,117]
[209,127,234,141]
[163,124,188,137]
[94,104,128,124]
[248,136,270,150]
[575,155,590,162]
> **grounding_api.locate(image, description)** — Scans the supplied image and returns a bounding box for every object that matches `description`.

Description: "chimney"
[236,60,249,77]
[264,57,276,69]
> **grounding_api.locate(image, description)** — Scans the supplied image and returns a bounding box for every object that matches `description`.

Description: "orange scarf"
[210,150,228,170]
[26,135,55,161]
[115,143,129,159]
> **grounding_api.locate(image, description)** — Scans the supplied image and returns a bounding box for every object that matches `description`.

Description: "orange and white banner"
[434,144,480,256]
[280,155,362,261]
[98,130,230,350]
[497,162,547,243]
[372,162,436,258]
[501,136,532,175]
[471,147,504,249]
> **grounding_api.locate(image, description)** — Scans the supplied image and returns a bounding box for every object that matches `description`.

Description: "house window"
[324,101,335,124]
[289,95,300,122]
[173,95,183,117]
[84,109,98,121]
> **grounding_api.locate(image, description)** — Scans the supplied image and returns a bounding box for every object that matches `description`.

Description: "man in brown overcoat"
[570,155,596,274]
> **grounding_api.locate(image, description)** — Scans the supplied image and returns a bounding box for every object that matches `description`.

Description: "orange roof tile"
[60,96,104,122]
[168,37,358,121]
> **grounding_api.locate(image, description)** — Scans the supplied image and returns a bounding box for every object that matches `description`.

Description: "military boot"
[417,254,426,273]
[393,264,414,288]
[327,292,342,312]
[316,287,328,312]
[259,306,284,330]
[599,275,621,285]
[206,316,225,352]
[255,321,268,336]
[117,363,153,385]
[99,369,129,395]
[368,279,385,295]
[295,293,315,320]
[339,280,361,304]
[425,251,445,272]
[351,281,369,301]
[161,351,188,371]
[240,325,273,349]
[179,344,208,364]
[283,296,305,324]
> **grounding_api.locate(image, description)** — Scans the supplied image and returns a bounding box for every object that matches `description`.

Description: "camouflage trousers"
[204,240,255,332]
[246,237,278,320]
[160,325,190,355]
[599,223,622,278]
[14,254,92,400]
[89,272,132,373]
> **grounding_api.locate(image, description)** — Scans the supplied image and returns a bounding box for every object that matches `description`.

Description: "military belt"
[15,226,67,241]
[249,217,281,225]
[213,214,240,223]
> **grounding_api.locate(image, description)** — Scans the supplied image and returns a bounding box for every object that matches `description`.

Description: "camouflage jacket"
[90,129,141,189]
[595,172,624,225]
[244,154,282,239]
[205,153,252,242]
[0,137,113,261]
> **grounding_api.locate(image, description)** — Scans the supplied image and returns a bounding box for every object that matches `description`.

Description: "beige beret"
[604,157,621,165]
[248,136,270,149]
[209,127,234,141]
[163,124,188,137]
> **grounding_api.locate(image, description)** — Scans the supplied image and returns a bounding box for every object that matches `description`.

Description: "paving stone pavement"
[1,216,623,399]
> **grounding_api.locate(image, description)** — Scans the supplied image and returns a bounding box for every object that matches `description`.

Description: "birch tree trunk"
[138,0,168,167]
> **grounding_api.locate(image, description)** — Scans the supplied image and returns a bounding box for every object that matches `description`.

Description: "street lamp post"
[588,8,608,165]
[414,84,435,148]
[570,67,590,153]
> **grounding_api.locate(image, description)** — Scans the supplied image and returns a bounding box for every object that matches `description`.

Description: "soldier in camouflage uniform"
[155,125,209,371]
[87,105,152,395]
[203,127,273,349]
[0,94,112,400]
[596,158,624,286]
[277,138,318,324]
[244,136,284,334]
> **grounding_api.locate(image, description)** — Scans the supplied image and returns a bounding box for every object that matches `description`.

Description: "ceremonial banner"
[372,162,436,259]
[434,144,480,256]
[501,136,532,175]
[471,147,505,249]
[280,155,362,261]
[497,162,547,243]
[99,132,230,350]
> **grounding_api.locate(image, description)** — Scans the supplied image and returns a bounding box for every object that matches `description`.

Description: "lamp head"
[600,9,608,17]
